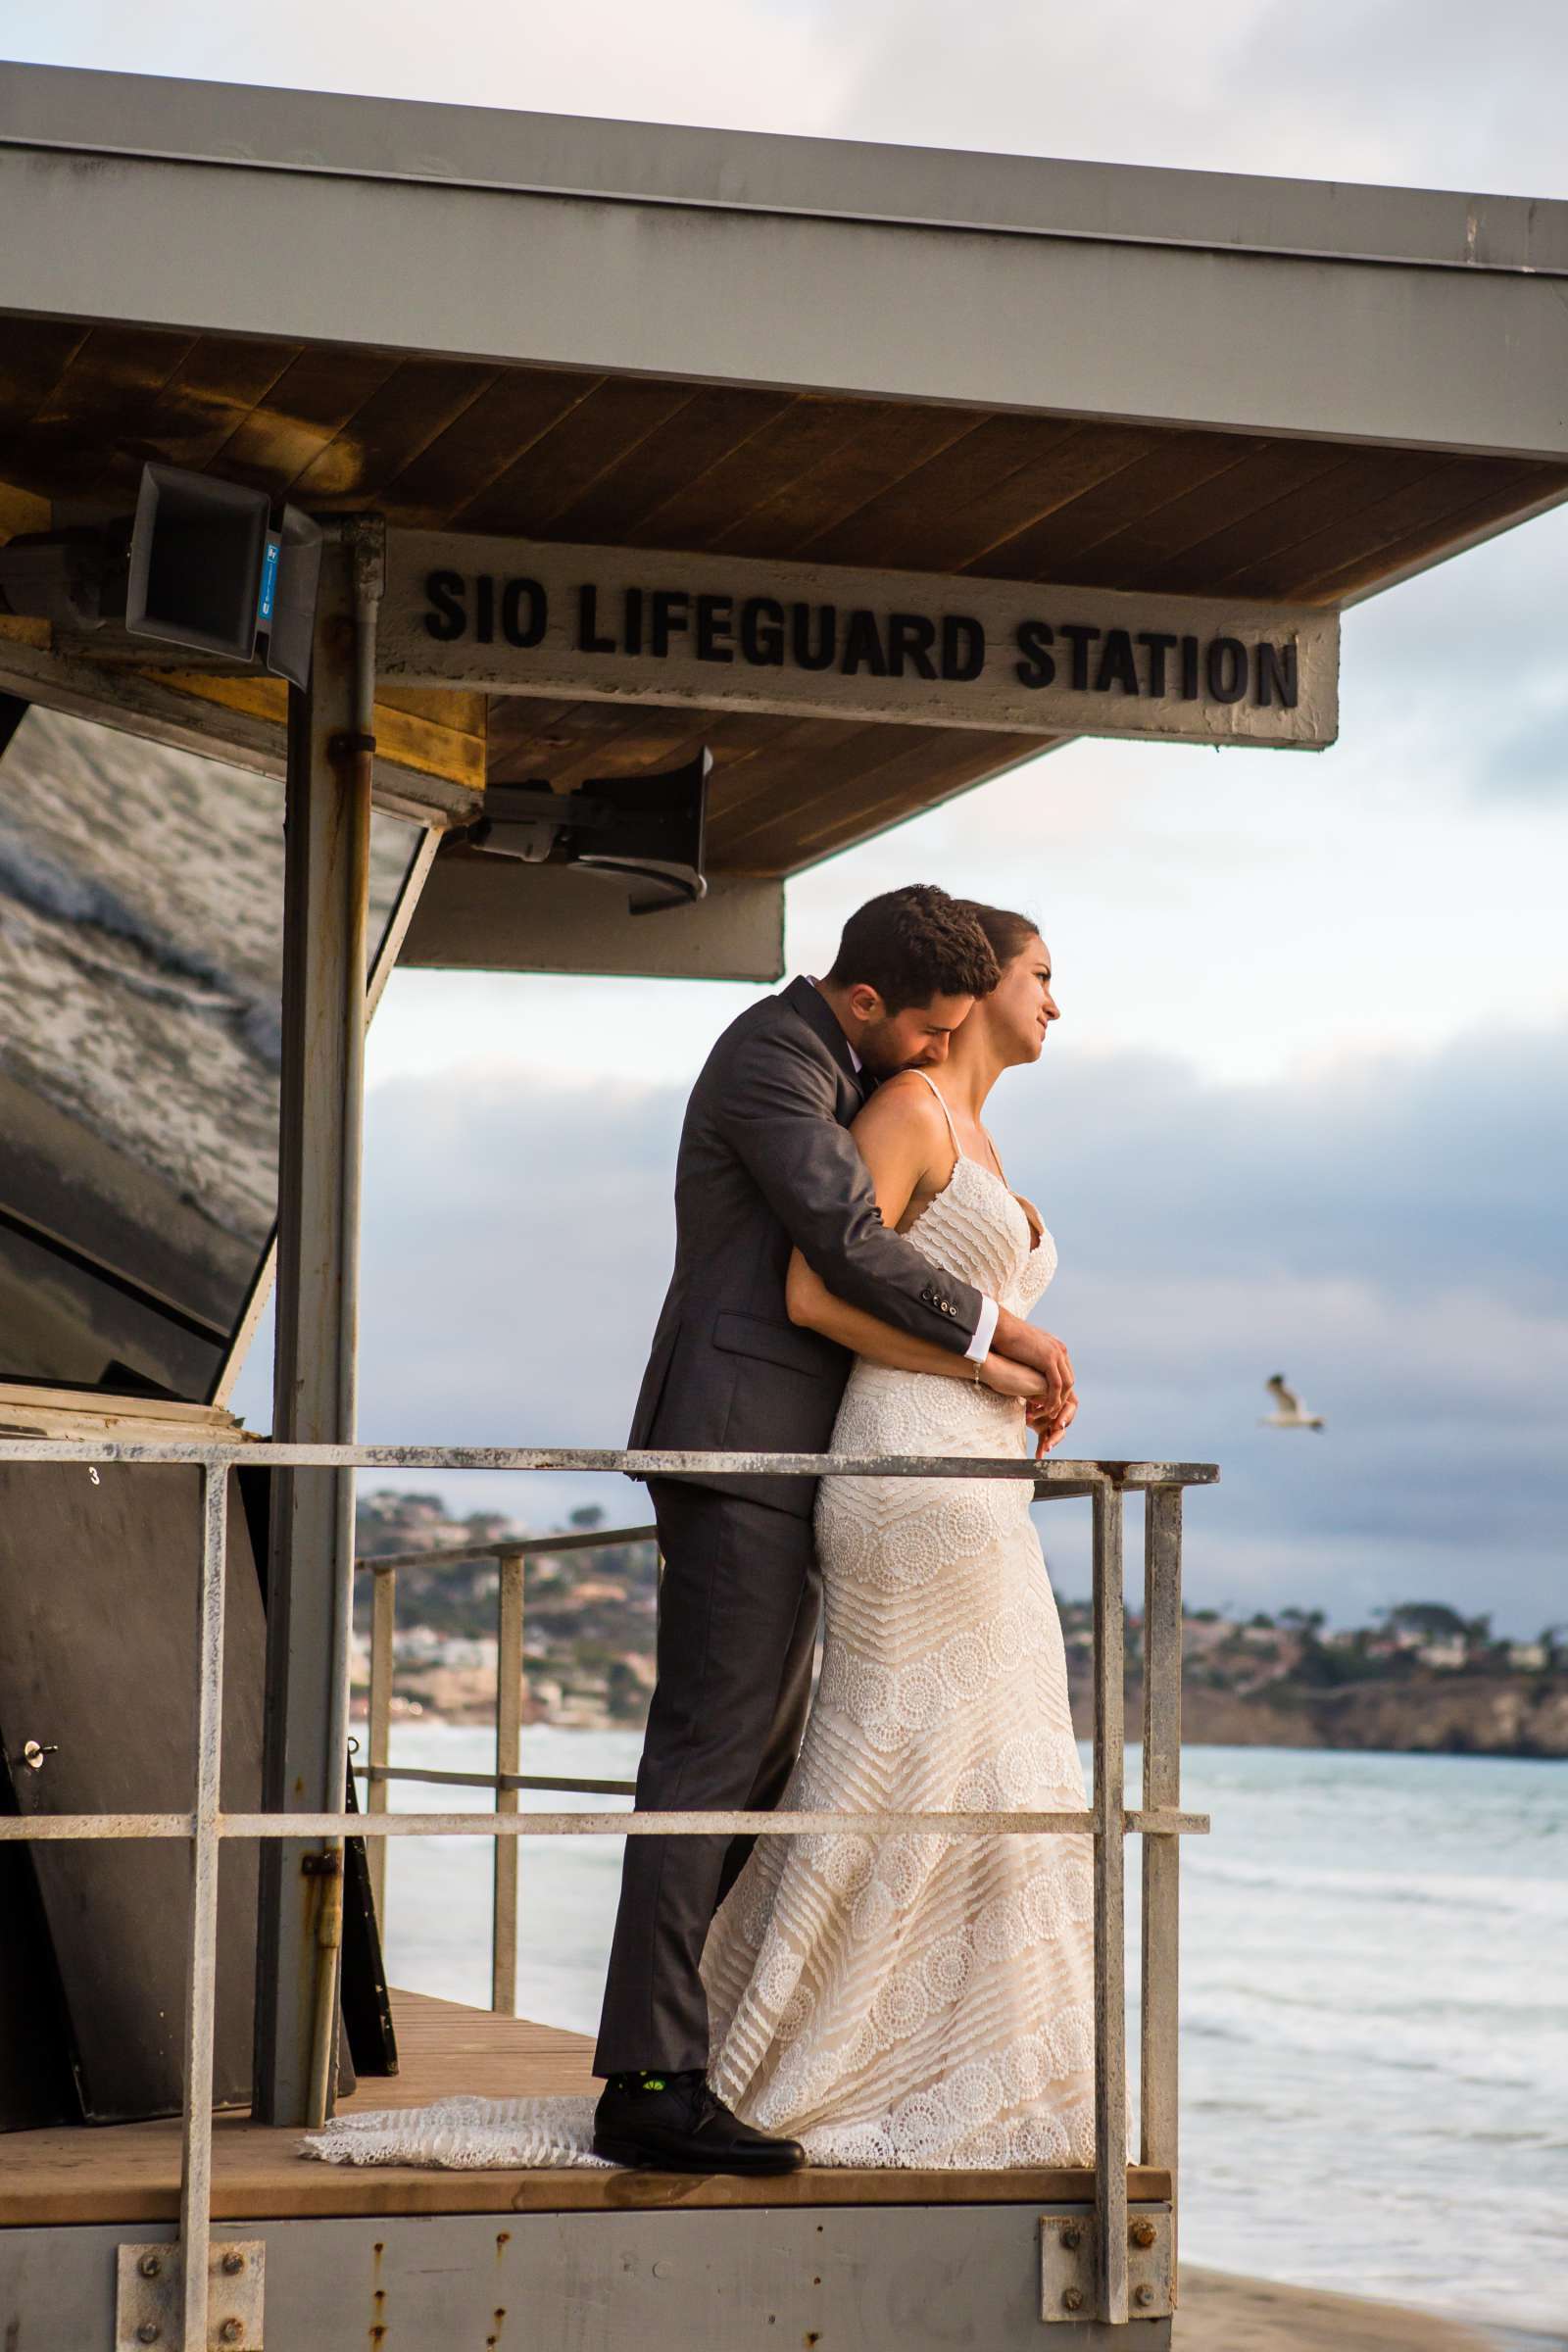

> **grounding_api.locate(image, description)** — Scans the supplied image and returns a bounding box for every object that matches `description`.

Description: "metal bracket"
[1039,2206,1172,2324]
[116,2240,265,2349]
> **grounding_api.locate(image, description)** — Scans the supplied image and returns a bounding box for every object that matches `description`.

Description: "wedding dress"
[699,1072,1114,2168]
[306,1077,1119,2176]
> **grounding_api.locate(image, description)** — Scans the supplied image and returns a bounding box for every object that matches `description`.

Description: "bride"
[698,903,1110,2169]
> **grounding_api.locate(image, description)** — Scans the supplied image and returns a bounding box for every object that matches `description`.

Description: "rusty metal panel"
[2,2208,1173,2352]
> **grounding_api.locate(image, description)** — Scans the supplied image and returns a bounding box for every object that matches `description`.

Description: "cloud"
[24,0,1568,197]
[819,0,1568,195]
[265,1012,1568,1637]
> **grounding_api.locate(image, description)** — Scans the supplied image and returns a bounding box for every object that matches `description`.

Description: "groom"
[592,884,1075,2171]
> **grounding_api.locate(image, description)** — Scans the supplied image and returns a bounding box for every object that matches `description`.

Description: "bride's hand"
[980,1353,1051,1399]
[1026,1389,1079,1456]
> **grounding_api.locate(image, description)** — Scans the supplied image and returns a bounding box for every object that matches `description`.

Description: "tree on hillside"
[1378,1600,1468,1640]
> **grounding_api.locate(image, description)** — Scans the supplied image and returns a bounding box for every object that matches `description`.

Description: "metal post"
[491,1547,525,2014]
[366,1564,395,1924]
[178,1464,228,2352]
[1141,1485,1184,2287]
[253,519,383,2126]
[1091,1481,1129,2326]
[210,824,440,1416]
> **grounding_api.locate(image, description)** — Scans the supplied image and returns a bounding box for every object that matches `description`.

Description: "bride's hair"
[958,903,1040,980]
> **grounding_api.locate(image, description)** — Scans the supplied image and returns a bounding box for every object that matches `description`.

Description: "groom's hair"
[825,885,1000,1012]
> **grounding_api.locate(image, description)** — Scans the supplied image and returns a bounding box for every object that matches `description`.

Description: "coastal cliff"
[1107,1670,1568,1759]
[354,1491,1568,1760]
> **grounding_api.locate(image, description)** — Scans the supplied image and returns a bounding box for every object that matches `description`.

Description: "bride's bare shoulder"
[852,1070,949,1144]
[861,1069,944,1114]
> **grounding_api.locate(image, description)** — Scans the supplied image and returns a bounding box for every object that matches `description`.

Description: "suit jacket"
[628,976,985,1514]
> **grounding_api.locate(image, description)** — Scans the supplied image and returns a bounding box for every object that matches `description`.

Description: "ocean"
[367,1726,1565,2341]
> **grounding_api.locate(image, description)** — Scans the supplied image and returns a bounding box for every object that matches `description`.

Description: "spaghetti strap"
[911,1068,963,1156]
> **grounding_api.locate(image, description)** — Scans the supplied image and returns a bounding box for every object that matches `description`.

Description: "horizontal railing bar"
[352,1768,1212,1835]
[357,1487,1094,1577]
[2,1814,196,1838]
[0,1438,1218,1486]
[0,1807,1208,1841]
[358,1763,641,1795]
[357,1524,659,1574]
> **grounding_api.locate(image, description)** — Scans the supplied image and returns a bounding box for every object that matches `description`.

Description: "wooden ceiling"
[4,316,1565,874]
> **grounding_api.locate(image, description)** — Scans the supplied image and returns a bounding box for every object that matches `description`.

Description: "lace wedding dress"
[699,1075,1116,2168]
[306,1079,1120,2176]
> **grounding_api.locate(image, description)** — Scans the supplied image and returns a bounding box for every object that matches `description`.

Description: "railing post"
[491,1547,525,2015]
[366,1563,396,1926]
[1091,1479,1129,2326]
[1141,1484,1184,2288]
[177,1463,228,2352]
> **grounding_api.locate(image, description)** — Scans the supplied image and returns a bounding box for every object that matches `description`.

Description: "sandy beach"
[1177,2267,1544,2352]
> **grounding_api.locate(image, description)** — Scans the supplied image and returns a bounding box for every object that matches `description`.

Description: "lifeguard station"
[0,62,1563,2351]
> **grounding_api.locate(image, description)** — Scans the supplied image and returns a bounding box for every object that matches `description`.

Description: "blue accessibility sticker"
[257,537,280,623]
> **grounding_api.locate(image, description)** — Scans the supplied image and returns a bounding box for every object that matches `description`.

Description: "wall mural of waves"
[0,700,414,1402]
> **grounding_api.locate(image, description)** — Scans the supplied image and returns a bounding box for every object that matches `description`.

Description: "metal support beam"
[366,1565,395,1925]
[1091,1484,1129,2326]
[174,1462,228,2352]
[252,524,382,2128]
[1140,1487,1184,2295]
[211,821,440,1416]
[491,1547,524,2014]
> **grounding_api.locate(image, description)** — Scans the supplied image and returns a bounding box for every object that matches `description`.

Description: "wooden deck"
[0,1990,1170,2224]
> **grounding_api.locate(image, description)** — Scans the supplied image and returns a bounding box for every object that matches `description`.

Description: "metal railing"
[0,1438,1214,2346]
[354,1518,659,2014]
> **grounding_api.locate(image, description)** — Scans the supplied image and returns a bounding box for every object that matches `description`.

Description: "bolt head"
[136,2327,160,2346]
[1062,2287,1084,2312]
[137,2254,162,2279]
[1061,2226,1082,2251]
[221,2250,245,2275]
[220,2322,243,2344]
[1130,2219,1157,2248]
[1135,2284,1155,2307]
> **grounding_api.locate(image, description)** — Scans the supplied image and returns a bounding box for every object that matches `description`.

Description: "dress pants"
[593,1478,821,2077]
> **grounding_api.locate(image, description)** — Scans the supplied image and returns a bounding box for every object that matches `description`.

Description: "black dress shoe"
[593,2071,806,2174]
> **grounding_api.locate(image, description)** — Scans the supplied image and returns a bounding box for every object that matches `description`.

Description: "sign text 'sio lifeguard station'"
[0,61,1564,2351]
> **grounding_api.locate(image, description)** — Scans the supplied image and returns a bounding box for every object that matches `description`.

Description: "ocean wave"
[1186,1849,1567,1924]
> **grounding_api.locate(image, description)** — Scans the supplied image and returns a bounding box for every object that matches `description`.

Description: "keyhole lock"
[21,1740,59,1770]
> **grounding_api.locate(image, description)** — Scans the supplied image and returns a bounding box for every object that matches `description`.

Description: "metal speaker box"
[124,463,324,684]
[124,464,272,662]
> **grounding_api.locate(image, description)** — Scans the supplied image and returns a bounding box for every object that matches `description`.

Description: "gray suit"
[596,977,984,2076]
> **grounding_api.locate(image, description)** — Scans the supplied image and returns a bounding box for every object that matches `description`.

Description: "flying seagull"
[1260,1373,1325,1431]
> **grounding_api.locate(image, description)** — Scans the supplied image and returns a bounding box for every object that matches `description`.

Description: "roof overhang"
[5,63,1568,459]
[3,61,1567,934]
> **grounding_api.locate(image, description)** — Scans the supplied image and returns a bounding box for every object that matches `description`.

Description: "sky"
[17,2,1564,1634]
